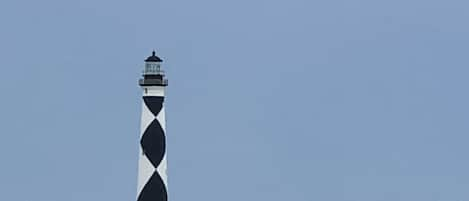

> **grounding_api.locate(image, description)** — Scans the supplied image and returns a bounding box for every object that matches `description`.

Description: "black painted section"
[144,74,164,80]
[143,97,164,116]
[141,120,166,168]
[138,96,167,201]
[139,77,168,86]
[145,51,163,62]
[137,172,168,201]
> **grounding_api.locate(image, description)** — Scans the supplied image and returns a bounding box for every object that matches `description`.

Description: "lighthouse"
[137,51,169,201]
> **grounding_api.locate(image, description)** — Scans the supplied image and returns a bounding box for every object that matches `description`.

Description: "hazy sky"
[1,0,469,200]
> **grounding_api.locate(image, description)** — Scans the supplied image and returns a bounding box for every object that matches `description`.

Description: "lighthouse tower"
[137,51,169,201]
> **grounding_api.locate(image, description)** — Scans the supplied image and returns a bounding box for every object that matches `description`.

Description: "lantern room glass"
[144,62,163,75]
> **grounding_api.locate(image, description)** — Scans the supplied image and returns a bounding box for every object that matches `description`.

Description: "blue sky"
[1,0,469,200]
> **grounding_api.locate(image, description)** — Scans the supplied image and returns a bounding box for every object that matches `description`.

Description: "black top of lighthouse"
[139,51,168,86]
[145,51,163,62]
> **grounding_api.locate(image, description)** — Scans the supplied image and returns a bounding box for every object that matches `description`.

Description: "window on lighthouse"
[145,64,150,73]
[145,63,157,74]
[145,63,162,75]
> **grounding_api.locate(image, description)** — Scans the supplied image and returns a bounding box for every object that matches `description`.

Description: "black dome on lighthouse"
[145,51,163,62]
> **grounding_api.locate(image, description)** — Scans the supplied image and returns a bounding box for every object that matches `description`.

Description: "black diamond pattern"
[138,96,167,201]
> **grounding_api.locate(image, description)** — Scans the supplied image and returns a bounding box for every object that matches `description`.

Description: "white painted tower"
[137,51,168,201]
